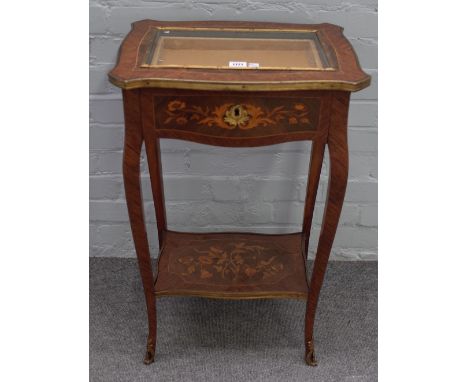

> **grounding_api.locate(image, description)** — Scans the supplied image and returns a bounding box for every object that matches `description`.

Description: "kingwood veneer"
[108,19,370,366]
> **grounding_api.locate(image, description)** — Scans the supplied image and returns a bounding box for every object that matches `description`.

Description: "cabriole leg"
[122,89,157,365]
[304,92,350,366]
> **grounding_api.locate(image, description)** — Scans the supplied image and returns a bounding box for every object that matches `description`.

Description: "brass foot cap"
[143,350,155,365]
[305,351,318,367]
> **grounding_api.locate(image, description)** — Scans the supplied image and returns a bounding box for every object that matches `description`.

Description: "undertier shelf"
[154,231,309,299]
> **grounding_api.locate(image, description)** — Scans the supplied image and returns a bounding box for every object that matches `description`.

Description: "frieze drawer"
[153,95,322,141]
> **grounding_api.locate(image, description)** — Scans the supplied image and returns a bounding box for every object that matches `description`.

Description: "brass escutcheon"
[224,104,250,127]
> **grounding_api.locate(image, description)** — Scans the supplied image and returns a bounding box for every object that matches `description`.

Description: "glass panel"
[142,28,336,71]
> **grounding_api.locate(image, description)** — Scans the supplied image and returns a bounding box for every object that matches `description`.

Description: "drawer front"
[153,95,322,141]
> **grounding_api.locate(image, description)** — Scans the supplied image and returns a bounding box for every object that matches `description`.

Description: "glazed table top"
[108,20,370,92]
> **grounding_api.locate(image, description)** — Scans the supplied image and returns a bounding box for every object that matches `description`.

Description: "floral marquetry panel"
[154,231,309,299]
[150,93,324,144]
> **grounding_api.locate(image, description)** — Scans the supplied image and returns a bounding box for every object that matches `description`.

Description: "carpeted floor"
[90,258,377,382]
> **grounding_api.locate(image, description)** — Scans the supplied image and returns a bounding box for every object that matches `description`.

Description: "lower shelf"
[154,231,309,299]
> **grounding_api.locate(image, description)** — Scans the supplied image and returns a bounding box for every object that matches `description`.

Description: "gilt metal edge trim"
[154,290,308,300]
[155,26,319,33]
[140,64,336,71]
[108,75,371,92]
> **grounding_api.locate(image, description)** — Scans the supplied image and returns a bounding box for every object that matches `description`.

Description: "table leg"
[122,89,157,364]
[304,92,350,366]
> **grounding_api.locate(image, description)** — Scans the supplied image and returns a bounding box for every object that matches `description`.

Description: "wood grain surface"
[112,19,370,366]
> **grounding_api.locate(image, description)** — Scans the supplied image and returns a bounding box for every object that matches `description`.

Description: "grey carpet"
[90,258,377,382]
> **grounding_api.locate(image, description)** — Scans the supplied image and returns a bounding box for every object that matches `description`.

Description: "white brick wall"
[89,0,378,260]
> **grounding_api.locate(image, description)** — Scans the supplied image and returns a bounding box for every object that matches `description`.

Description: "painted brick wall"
[89,0,378,260]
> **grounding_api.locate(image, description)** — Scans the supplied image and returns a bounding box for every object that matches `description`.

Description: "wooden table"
[108,19,370,366]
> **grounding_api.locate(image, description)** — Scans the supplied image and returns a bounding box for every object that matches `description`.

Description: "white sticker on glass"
[229,61,247,68]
